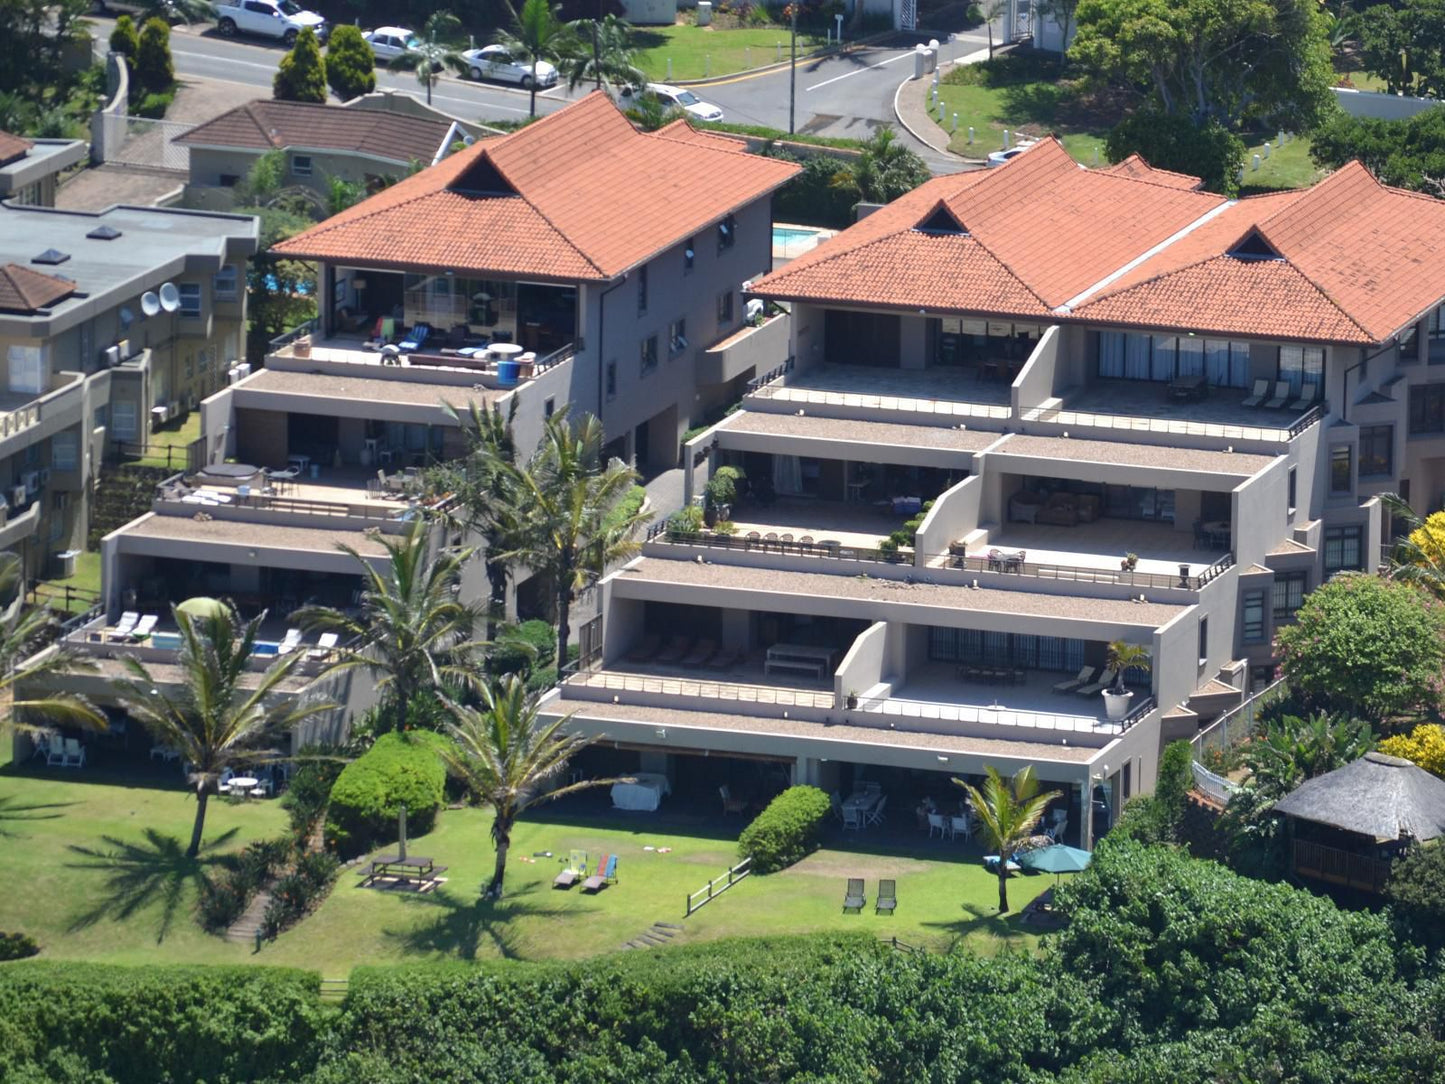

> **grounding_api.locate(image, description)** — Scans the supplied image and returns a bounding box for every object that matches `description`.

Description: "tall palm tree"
[439,676,617,898]
[559,14,643,93]
[1382,492,1445,598]
[389,14,471,106]
[955,766,1060,913]
[501,409,651,670]
[496,0,574,116]
[296,518,486,734]
[113,604,333,858]
[0,551,104,740]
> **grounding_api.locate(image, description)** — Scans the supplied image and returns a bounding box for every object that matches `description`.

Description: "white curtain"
[773,455,804,496]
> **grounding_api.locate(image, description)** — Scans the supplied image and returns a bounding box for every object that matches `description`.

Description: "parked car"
[214,0,327,45]
[92,0,183,22]
[624,83,725,123]
[363,26,420,61]
[987,141,1038,167]
[460,45,558,87]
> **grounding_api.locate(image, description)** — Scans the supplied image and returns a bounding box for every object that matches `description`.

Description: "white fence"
[103,116,194,172]
[1191,761,1240,807]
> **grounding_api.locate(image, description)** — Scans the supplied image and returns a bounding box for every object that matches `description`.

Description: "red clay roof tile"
[0,130,32,168]
[0,262,74,314]
[176,99,455,165]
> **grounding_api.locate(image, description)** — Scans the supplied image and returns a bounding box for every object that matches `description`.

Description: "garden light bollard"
[777,42,782,62]
[666,57,672,80]
[1252,153,1260,171]
[938,99,945,122]
[968,125,974,144]
[1263,141,1271,159]
[746,45,751,66]
[1003,128,1011,150]
[705,54,710,78]
[952,112,957,132]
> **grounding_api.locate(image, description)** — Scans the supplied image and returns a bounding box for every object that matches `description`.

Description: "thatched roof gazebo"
[1273,752,1445,893]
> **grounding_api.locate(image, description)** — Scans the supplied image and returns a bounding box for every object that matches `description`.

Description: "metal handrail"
[1119,695,1156,730]
[854,690,1126,735]
[1287,403,1326,439]
[268,317,319,353]
[563,667,835,709]
[1191,676,1287,755]
[743,356,793,394]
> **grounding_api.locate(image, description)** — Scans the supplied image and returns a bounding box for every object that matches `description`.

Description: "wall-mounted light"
[937,755,949,763]
[655,728,667,739]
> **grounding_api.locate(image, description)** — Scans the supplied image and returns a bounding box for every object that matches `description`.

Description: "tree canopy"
[274,27,328,104]
[325,25,377,102]
[1310,109,1445,195]
[1105,111,1245,194]
[1359,0,1445,98]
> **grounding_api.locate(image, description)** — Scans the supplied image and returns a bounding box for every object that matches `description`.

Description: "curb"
[672,30,902,87]
[891,48,990,163]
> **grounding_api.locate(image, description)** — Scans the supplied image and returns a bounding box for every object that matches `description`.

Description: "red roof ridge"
[1097,152,1204,191]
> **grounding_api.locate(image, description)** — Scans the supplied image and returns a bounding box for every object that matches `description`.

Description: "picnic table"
[360,854,448,887]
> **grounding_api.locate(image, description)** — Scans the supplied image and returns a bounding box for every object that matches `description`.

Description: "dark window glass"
[1358,425,1393,477]
[1323,526,1363,575]
[640,335,658,375]
[1272,571,1306,620]
[637,265,648,314]
[1242,590,1265,643]
[1409,384,1445,435]
[605,361,616,399]
[1330,445,1353,494]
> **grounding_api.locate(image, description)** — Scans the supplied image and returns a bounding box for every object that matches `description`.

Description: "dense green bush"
[131,89,174,118]
[262,853,340,939]
[282,749,347,846]
[273,26,327,104]
[132,17,173,97]
[0,964,323,1082]
[1386,843,1445,952]
[488,619,557,677]
[1113,739,1194,844]
[737,785,831,872]
[0,931,38,961]
[324,24,376,101]
[769,152,859,228]
[108,14,138,57]
[1105,112,1245,196]
[325,731,448,856]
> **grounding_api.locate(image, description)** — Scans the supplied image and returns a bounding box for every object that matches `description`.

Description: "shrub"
[261,853,340,939]
[1379,723,1445,777]
[1386,843,1445,951]
[325,730,448,856]
[131,89,174,118]
[282,749,346,845]
[198,837,294,930]
[108,15,138,57]
[667,504,705,535]
[132,17,173,97]
[488,619,557,678]
[1105,111,1244,196]
[324,24,376,101]
[737,785,831,872]
[1114,739,1193,844]
[273,27,327,104]
[0,931,38,961]
[769,152,859,228]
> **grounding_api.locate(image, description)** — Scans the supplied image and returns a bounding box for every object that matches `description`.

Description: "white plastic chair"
[307,631,338,661]
[113,611,139,638]
[278,628,303,655]
[130,614,158,640]
[951,815,972,842]
[927,812,948,839]
[63,738,85,768]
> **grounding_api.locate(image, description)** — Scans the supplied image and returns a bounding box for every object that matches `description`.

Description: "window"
[1277,344,1324,397]
[1358,425,1393,477]
[93,404,107,430]
[640,335,658,374]
[637,264,648,314]
[605,361,617,400]
[178,282,202,318]
[1096,332,1250,387]
[1410,384,1445,435]
[1323,525,1363,575]
[6,345,43,396]
[1330,445,1353,494]
[213,265,238,301]
[1273,571,1306,621]
[1287,466,1297,512]
[717,213,736,253]
[111,400,138,441]
[51,431,78,472]
[1401,324,1420,363]
[1198,617,1209,666]
[668,318,687,359]
[544,397,555,418]
[717,290,733,325]
[291,154,313,177]
[684,238,695,272]
[1242,590,1266,643]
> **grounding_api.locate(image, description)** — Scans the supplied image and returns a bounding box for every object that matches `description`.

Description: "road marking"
[171,47,281,73]
[805,50,913,91]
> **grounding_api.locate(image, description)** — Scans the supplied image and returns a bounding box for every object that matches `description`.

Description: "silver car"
[461,45,559,88]
[363,26,420,61]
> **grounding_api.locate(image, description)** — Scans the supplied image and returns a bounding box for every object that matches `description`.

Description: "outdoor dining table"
[842,790,881,816]
[228,776,258,797]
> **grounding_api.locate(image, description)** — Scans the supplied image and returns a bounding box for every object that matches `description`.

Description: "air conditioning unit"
[116,338,130,360]
[236,362,252,379]
[10,485,26,508]
[103,345,120,367]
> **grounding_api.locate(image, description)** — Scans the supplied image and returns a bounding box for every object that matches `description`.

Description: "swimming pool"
[772,223,834,259]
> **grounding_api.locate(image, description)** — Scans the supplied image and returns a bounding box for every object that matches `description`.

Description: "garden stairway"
[87,464,173,549]
[224,887,274,945]
[622,920,683,950]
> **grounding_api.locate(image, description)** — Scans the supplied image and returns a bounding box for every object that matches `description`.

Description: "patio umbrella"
[1021,844,1092,876]
[176,596,228,622]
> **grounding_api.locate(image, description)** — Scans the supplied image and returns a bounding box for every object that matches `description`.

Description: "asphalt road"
[93,17,983,169]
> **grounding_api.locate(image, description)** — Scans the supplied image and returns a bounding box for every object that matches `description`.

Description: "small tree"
[1245,711,1375,800]
[558,14,643,92]
[831,127,930,204]
[1275,573,1445,725]
[274,27,328,104]
[1379,723,1445,777]
[1105,112,1245,195]
[133,17,174,97]
[955,765,1059,912]
[1105,639,1150,694]
[325,24,376,102]
[1385,843,1445,951]
[109,15,139,58]
[1116,740,1194,844]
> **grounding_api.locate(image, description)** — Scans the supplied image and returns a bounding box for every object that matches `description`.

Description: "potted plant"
[713,519,738,538]
[703,465,745,526]
[1119,552,1139,572]
[1101,640,1151,720]
[667,505,705,538]
[845,689,858,710]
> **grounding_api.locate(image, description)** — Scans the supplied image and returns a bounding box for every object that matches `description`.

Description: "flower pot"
[845,693,858,710]
[1102,688,1134,721]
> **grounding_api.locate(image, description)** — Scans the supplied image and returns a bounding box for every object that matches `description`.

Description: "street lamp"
[788,2,797,134]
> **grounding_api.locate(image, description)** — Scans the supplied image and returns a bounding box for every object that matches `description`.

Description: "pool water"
[772,223,833,259]
[773,226,823,245]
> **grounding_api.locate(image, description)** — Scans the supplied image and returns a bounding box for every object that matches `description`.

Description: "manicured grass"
[632,25,827,82]
[33,550,102,614]
[0,757,1054,976]
[937,75,1109,163]
[127,411,200,470]
[1240,134,1321,194]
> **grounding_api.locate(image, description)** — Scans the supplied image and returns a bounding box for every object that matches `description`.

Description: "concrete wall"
[1013,323,1061,414]
[833,620,893,702]
[1152,604,1201,711]
[913,474,981,561]
[1332,87,1440,121]
[1232,460,1288,570]
[620,0,677,23]
[698,311,789,386]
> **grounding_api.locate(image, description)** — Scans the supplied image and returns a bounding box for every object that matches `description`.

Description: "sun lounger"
[62,738,85,768]
[842,877,866,914]
[399,322,432,352]
[1240,378,1269,407]
[655,635,691,664]
[626,634,661,663]
[876,878,896,915]
[307,632,339,661]
[1288,381,1318,411]
[1053,666,1094,694]
[553,849,587,889]
[680,638,717,667]
[130,614,158,641]
[113,611,139,638]
[1263,381,1291,409]
[278,628,304,655]
[705,648,742,671]
[582,854,617,893]
[1077,668,1116,696]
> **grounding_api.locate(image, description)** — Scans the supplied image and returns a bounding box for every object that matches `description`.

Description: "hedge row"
[325,731,448,857]
[736,785,831,873]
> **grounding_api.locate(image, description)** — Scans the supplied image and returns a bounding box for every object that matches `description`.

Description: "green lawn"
[632,25,827,82]
[33,549,101,615]
[937,75,1109,163]
[0,757,1054,976]
[1240,133,1321,193]
[126,411,200,471]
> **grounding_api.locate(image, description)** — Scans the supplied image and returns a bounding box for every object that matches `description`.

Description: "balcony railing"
[744,356,793,394]
[646,526,1235,591]
[1020,401,1320,444]
[1293,840,1393,893]
[855,691,1144,736]
[562,666,835,709]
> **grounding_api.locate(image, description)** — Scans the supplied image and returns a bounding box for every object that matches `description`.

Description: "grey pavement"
[643,467,686,519]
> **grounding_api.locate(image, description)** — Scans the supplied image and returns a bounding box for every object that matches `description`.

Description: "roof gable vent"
[449,153,516,197]
[31,248,70,266]
[87,225,123,241]
[1229,229,1283,262]
[914,202,968,236]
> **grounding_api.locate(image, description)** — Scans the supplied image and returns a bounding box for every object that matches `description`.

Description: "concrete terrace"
[747,363,1014,420]
[990,433,1276,479]
[718,410,998,456]
[117,512,392,555]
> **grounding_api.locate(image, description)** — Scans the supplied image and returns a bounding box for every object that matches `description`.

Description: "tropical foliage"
[495,0,573,116]
[1243,710,1375,799]
[831,127,930,204]
[1359,0,1445,98]
[1379,723,1445,777]
[954,765,1059,911]
[559,14,643,91]
[390,11,470,106]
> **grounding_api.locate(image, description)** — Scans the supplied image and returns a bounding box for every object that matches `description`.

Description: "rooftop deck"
[746,364,1013,422]
[727,498,914,551]
[157,465,423,522]
[947,520,1227,579]
[1024,380,1323,444]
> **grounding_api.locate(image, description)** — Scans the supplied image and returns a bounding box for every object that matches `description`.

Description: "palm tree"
[112,604,333,858]
[502,409,651,670]
[295,518,486,734]
[1382,492,1445,598]
[0,552,104,739]
[980,0,1008,59]
[389,14,471,106]
[439,675,618,898]
[955,766,1060,913]
[559,14,643,93]
[1105,639,1151,694]
[496,0,574,116]
[831,127,930,203]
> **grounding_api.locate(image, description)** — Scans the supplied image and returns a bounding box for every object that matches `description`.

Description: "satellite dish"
[158,282,181,313]
[140,291,160,317]
[119,306,134,328]
[462,135,475,146]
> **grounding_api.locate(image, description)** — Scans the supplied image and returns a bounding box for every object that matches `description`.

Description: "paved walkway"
[892,46,989,164]
[644,467,687,520]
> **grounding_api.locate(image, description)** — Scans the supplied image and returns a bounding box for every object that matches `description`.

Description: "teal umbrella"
[1021,844,1092,875]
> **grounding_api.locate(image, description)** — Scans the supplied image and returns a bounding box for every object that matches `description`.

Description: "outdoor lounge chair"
[62,738,85,768]
[582,854,617,893]
[876,878,897,915]
[278,628,303,655]
[843,877,866,913]
[46,738,66,767]
[680,638,717,667]
[308,632,339,662]
[553,850,587,889]
[719,785,748,815]
[112,611,139,639]
[864,794,888,827]
[1077,669,1116,696]
[626,634,661,663]
[1241,379,1270,407]
[705,648,742,671]
[129,614,158,641]
[398,322,432,352]
[655,635,692,664]
[1053,666,1094,694]
[1289,381,1319,411]
[1263,381,1291,409]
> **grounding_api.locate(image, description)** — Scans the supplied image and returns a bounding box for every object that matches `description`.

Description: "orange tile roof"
[1099,153,1203,190]
[272,92,799,282]
[176,99,454,165]
[0,262,74,314]
[0,130,32,168]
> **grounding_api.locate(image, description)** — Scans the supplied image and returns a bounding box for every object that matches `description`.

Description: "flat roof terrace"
[717,411,998,462]
[114,512,391,564]
[234,366,508,414]
[746,363,1013,422]
[990,433,1275,480]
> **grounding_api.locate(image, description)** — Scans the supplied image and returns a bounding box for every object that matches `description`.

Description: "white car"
[461,45,558,88]
[363,26,420,62]
[987,141,1038,167]
[633,83,724,123]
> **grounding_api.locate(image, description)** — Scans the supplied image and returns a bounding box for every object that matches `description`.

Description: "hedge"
[0,931,38,961]
[0,963,323,1082]
[325,731,448,856]
[736,785,831,873]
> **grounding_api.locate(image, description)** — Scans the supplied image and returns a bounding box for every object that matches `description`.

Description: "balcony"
[0,500,41,551]
[745,363,1013,424]
[698,313,790,386]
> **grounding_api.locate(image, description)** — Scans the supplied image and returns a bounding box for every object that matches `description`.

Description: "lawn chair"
[1289,381,1319,411]
[950,815,972,842]
[876,878,897,915]
[112,611,139,639]
[553,849,587,889]
[719,784,748,815]
[864,794,888,827]
[46,737,67,767]
[681,638,717,667]
[830,790,845,824]
[398,322,432,352]
[582,854,617,893]
[1241,378,1270,407]
[62,738,85,768]
[1052,666,1094,694]
[705,648,742,671]
[1263,381,1291,409]
[927,812,949,839]
[129,614,158,641]
[655,635,692,664]
[217,767,235,796]
[842,877,866,913]
[277,628,303,656]
[308,632,339,662]
[1077,668,1115,696]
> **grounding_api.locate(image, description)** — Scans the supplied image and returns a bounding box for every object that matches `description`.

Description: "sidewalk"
[892,47,988,162]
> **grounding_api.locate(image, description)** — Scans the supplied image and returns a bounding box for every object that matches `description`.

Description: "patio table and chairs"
[842,787,883,828]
